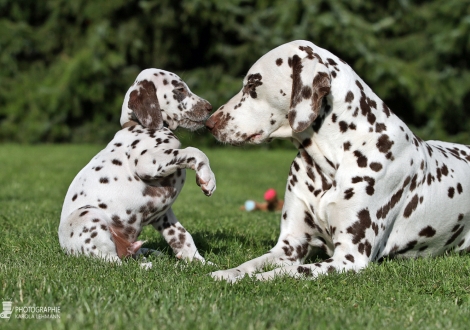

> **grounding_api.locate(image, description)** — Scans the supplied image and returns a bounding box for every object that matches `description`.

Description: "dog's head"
[206,40,331,144]
[121,69,212,130]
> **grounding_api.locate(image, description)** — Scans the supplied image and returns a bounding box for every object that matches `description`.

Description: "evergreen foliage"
[0,0,469,144]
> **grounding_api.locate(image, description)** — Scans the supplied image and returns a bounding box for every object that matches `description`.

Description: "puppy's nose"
[205,102,213,112]
[205,116,216,131]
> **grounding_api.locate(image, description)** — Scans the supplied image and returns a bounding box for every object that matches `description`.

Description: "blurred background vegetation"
[0,0,469,145]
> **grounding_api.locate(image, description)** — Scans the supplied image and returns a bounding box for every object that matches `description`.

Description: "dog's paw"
[140,262,153,270]
[196,165,216,196]
[175,250,213,265]
[210,269,244,282]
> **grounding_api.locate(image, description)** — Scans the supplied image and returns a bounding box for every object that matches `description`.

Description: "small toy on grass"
[240,188,284,212]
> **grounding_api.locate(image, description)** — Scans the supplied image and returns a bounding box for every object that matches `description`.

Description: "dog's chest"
[136,169,186,225]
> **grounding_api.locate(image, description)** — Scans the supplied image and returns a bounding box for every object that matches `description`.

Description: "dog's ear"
[288,49,331,133]
[126,80,163,129]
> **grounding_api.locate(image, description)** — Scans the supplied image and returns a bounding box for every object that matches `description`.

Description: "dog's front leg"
[252,238,370,281]
[152,208,206,263]
[252,194,374,281]
[211,196,318,282]
[134,147,216,196]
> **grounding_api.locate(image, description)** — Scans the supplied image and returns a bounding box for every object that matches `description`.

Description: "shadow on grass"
[141,230,330,263]
[142,230,276,255]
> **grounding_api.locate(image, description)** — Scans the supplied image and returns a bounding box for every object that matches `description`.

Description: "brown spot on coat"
[383,102,391,117]
[403,194,419,218]
[339,121,348,133]
[297,266,312,276]
[344,188,354,200]
[243,73,263,99]
[128,214,137,224]
[345,254,355,263]
[448,187,455,198]
[418,226,436,237]
[445,225,464,246]
[369,162,382,172]
[353,150,368,167]
[346,209,372,244]
[376,135,394,153]
[375,123,387,133]
[327,266,337,273]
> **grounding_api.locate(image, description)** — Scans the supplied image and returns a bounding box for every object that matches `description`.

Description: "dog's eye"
[176,87,186,92]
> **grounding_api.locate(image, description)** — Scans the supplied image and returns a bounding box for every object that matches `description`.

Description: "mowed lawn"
[0,144,469,330]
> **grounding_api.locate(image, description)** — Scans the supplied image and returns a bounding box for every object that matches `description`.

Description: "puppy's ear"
[126,80,163,129]
[288,49,330,133]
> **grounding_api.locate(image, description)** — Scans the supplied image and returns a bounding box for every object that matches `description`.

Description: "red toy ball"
[264,188,277,201]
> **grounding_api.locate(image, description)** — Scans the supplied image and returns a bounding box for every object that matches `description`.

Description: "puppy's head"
[121,69,212,130]
[206,40,331,144]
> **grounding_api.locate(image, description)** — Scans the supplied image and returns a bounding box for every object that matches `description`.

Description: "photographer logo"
[1,300,61,320]
[0,301,12,320]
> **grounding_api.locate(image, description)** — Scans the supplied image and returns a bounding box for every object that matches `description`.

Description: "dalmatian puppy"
[59,68,215,267]
[206,40,470,281]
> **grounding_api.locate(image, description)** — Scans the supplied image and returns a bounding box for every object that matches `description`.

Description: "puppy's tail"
[109,226,144,258]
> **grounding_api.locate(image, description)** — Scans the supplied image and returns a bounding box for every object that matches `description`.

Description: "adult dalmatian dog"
[59,68,215,267]
[206,40,470,281]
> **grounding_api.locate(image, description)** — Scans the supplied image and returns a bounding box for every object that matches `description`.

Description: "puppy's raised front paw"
[196,166,216,196]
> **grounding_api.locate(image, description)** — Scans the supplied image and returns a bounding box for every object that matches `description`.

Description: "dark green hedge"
[1,0,469,144]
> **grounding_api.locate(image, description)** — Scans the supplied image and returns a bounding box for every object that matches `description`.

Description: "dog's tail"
[109,226,144,258]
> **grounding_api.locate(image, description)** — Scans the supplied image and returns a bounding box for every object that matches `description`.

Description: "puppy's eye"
[177,87,186,92]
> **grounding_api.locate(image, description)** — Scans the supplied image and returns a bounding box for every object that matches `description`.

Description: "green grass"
[1,144,470,330]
